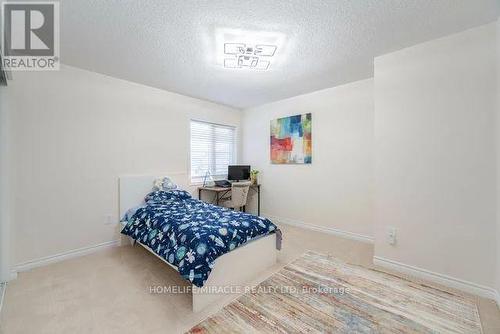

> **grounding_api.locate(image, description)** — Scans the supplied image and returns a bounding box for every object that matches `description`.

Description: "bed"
[118,173,279,312]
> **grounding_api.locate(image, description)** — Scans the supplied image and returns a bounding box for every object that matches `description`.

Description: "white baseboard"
[494,289,500,308]
[264,213,374,244]
[11,240,121,277]
[0,282,5,316]
[373,256,499,304]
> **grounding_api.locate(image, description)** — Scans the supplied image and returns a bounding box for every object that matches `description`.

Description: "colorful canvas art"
[270,113,312,164]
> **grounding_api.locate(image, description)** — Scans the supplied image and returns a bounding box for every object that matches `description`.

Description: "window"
[190,120,236,183]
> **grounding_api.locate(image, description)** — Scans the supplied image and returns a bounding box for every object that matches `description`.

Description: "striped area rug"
[188,251,482,333]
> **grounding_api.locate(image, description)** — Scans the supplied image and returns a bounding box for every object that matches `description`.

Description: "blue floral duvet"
[121,190,279,287]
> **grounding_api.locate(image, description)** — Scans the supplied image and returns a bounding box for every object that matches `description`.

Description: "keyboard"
[214,180,232,188]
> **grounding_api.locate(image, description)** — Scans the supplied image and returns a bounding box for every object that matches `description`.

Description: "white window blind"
[190,120,236,183]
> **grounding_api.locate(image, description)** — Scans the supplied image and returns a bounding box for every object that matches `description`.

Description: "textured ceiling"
[59,0,500,109]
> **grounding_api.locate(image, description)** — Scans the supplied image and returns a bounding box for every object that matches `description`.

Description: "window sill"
[189,181,204,187]
[189,177,226,187]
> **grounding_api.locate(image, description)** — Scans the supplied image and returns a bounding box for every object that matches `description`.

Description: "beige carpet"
[188,251,483,333]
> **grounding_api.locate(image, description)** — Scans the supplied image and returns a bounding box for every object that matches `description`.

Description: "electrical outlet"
[387,227,397,245]
[104,214,114,225]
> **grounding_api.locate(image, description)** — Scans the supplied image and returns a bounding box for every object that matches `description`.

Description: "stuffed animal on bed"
[153,177,178,191]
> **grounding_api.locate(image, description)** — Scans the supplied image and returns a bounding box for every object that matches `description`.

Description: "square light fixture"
[214,28,286,71]
[223,43,276,70]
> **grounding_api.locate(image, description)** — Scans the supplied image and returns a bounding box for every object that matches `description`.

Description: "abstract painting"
[270,113,312,164]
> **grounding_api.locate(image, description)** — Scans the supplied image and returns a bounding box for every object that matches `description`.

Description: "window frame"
[189,119,237,185]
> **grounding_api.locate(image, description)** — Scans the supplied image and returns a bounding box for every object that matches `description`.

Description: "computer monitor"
[228,165,250,181]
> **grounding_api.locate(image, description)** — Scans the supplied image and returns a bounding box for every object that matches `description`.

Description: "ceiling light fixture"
[214,28,286,71]
[223,43,276,70]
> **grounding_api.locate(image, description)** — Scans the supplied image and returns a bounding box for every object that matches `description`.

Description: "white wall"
[5,65,241,266]
[374,23,497,289]
[242,79,374,240]
[0,86,12,282]
[496,17,500,301]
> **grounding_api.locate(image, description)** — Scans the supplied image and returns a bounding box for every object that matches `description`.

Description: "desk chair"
[221,181,252,211]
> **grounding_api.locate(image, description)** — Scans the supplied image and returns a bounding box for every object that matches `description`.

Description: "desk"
[198,184,261,216]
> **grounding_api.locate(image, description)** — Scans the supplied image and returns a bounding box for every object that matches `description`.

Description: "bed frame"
[118,173,277,312]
